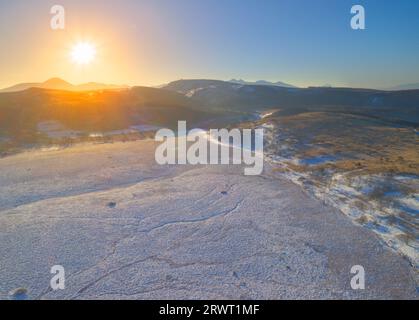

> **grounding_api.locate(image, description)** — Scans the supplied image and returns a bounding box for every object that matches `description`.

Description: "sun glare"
[70,42,96,65]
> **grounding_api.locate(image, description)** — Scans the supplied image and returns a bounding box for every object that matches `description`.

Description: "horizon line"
[1,77,419,92]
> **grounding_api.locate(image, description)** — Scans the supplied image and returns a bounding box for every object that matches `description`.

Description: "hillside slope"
[0,86,221,153]
[164,80,419,126]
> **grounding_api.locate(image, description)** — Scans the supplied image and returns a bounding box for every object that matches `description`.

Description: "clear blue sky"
[0,0,418,88]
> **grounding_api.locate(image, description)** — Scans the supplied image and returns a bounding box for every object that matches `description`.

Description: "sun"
[70,42,96,65]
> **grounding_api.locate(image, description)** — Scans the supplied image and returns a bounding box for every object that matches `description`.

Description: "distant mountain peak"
[43,77,70,84]
[229,79,296,88]
[41,78,74,90]
[385,83,419,91]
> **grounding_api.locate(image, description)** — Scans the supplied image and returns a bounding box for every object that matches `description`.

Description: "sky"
[0,0,418,89]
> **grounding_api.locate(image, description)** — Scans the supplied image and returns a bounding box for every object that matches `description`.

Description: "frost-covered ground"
[258,112,419,269]
[0,140,417,299]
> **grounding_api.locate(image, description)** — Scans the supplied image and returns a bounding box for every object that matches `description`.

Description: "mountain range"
[163,79,419,126]
[1,78,418,147]
[385,83,419,91]
[3,77,419,93]
[0,78,129,93]
[228,79,296,88]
